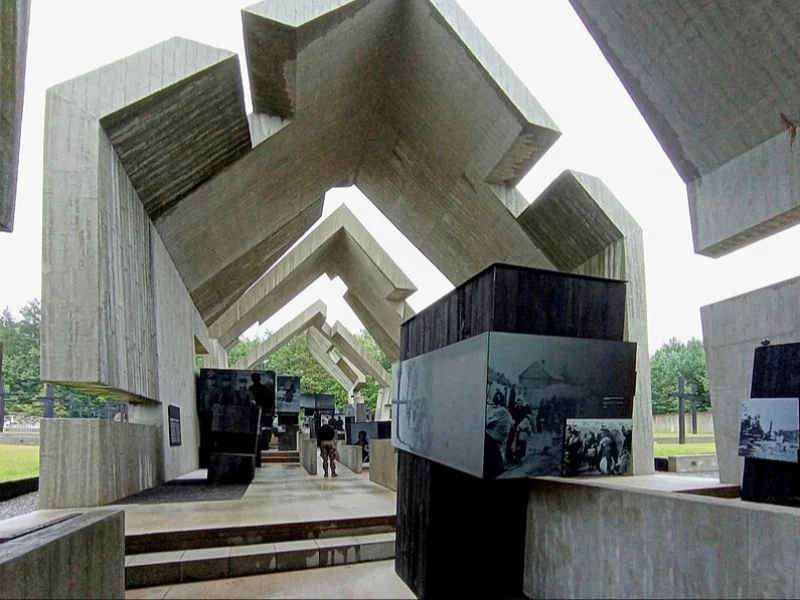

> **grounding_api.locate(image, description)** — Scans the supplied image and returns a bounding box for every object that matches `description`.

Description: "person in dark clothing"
[317,418,338,477]
[250,373,274,448]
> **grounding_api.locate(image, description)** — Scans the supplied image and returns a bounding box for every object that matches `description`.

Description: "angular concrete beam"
[701,276,800,485]
[41,38,247,400]
[569,0,800,257]
[518,170,653,475]
[210,204,416,360]
[233,300,326,370]
[0,0,29,232]
[307,325,365,392]
[329,321,391,388]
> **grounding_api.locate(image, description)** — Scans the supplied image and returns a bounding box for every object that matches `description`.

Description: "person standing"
[317,417,338,478]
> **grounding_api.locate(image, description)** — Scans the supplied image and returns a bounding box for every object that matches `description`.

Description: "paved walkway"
[0,457,395,538]
[125,560,415,599]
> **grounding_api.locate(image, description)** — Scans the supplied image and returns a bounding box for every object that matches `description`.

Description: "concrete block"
[0,510,124,599]
[315,537,358,567]
[39,420,162,508]
[299,434,318,476]
[667,454,718,473]
[353,533,396,562]
[126,551,184,589]
[180,547,231,582]
[369,439,397,491]
[273,540,319,571]
[336,442,362,474]
[229,544,277,578]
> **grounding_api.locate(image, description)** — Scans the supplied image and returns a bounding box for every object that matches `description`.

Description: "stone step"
[261,451,299,458]
[125,514,396,555]
[125,532,396,589]
[261,456,299,464]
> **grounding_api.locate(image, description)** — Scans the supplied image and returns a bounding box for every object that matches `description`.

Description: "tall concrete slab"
[701,276,800,485]
[0,0,29,233]
[569,0,800,257]
[517,170,653,474]
[211,204,416,360]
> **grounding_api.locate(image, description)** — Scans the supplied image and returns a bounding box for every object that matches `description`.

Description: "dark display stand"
[207,404,261,485]
[742,343,800,506]
[395,264,628,599]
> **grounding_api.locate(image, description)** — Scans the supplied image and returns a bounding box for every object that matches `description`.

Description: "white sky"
[2,0,800,354]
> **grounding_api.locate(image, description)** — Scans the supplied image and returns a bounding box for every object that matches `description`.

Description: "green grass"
[0,445,40,483]
[653,442,717,458]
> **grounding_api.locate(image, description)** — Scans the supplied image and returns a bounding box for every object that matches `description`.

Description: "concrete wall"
[336,441,362,474]
[667,454,718,473]
[0,509,124,599]
[0,0,29,233]
[525,478,800,599]
[701,275,800,484]
[298,432,317,476]
[39,420,161,508]
[653,412,714,434]
[368,439,397,491]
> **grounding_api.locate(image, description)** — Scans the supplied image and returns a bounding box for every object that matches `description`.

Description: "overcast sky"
[2,0,799,354]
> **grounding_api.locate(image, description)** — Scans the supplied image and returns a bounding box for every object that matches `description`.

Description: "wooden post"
[0,342,4,433]
[678,376,686,444]
[691,383,699,435]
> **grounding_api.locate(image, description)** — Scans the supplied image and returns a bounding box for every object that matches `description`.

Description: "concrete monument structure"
[569,1,800,486]
[212,204,416,360]
[517,169,652,473]
[0,0,30,233]
[570,0,800,258]
[40,0,651,511]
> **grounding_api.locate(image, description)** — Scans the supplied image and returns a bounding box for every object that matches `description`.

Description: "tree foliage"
[232,329,391,412]
[1,299,109,416]
[650,337,710,415]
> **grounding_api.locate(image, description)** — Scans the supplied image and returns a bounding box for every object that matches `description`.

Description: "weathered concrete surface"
[653,412,715,435]
[369,439,397,491]
[701,276,800,485]
[0,0,29,233]
[518,170,653,475]
[0,509,124,599]
[298,432,318,476]
[329,321,391,388]
[39,420,162,509]
[569,0,800,257]
[212,204,415,360]
[526,477,800,599]
[337,441,363,474]
[307,326,365,396]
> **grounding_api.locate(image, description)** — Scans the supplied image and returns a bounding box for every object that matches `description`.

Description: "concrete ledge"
[337,442,362,474]
[126,532,396,588]
[0,509,125,599]
[525,477,799,599]
[667,454,718,473]
[369,439,397,491]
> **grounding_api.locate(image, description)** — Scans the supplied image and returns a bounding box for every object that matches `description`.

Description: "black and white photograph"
[561,419,633,476]
[738,397,800,463]
[485,332,636,479]
[276,375,302,414]
[346,421,392,464]
[197,368,275,414]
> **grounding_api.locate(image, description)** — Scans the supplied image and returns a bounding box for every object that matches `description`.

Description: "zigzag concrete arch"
[516,169,653,474]
[211,204,416,361]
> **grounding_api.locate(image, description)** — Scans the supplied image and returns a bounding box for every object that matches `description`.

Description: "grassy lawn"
[0,445,40,483]
[653,442,717,458]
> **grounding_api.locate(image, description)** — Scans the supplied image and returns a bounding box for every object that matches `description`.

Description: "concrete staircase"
[260,450,299,464]
[124,516,396,589]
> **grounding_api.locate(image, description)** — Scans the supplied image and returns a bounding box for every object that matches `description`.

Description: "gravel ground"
[0,491,39,521]
[113,481,248,505]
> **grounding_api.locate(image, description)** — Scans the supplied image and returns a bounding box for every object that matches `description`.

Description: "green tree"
[650,337,710,415]
[355,330,392,412]
[1,299,110,416]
